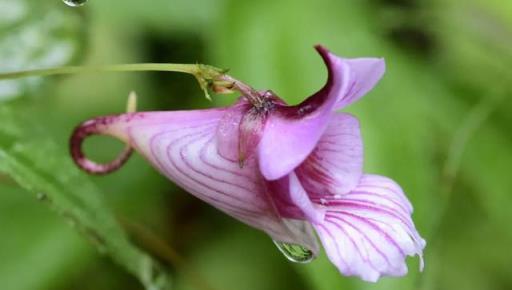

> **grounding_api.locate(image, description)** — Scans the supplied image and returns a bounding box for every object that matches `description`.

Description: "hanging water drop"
[63,0,88,7]
[273,241,315,263]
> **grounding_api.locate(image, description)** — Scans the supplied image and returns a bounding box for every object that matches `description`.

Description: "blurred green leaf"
[0,181,95,290]
[0,0,85,101]
[174,224,310,290]
[431,0,512,89]
[0,104,171,290]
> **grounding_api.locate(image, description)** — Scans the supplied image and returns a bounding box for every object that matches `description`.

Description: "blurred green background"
[1,0,511,289]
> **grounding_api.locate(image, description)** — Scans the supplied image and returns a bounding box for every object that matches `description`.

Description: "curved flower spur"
[70,45,425,282]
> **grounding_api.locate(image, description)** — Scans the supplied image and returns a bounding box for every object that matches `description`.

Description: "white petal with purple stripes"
[312,174,425,282]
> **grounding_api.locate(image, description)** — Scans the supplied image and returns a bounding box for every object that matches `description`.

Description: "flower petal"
[288,172,325,223]
[258,46,352,180]
[296,112,363,195]
[335,58,385,110]
[216,98,250,162]
[312,175,425,282]
[267,173,324,223]
[100,108,319,252]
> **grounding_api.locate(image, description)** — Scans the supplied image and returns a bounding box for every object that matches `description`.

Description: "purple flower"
[70,46,425,282]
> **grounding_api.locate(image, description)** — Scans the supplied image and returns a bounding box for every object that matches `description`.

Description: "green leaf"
[0,104,172,290]
[0,0,85,101]
[173,225,309,290]
[0,184,94,290]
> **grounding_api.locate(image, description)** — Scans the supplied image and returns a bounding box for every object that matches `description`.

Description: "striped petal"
[311,174,425,282]
[295,112,363,196]
[98,108,319,252]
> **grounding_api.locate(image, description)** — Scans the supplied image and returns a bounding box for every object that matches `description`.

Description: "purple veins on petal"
[312,175,425,282]
[71,107,319,252]
[295,112,363,196]
[70,45,425,282]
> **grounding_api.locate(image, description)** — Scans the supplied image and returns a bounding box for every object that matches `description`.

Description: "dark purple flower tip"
[70,116,134,175]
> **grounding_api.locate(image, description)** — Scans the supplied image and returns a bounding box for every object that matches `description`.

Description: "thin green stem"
[0,63,231,100]
[0,63,200,80]
[0,62,263,105]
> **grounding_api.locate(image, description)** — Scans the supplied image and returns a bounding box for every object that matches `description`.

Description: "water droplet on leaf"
[63,0,88,7]
[37,192,47,201]
[273,241,315,263]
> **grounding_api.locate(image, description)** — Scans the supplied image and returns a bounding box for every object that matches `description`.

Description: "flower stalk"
[0,63,262,104]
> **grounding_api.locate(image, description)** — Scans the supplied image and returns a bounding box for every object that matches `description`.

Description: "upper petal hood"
[258,46,352,180]
[258,46,385,181]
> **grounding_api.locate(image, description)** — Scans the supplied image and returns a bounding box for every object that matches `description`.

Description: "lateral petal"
[296,112,363,195]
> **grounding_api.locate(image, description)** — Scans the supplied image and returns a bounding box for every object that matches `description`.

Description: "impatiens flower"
[70,45,425,282]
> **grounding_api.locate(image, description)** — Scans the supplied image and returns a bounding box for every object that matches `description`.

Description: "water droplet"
[36,192,47,201]
[273,241,315,263]
[63,0,88,7]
